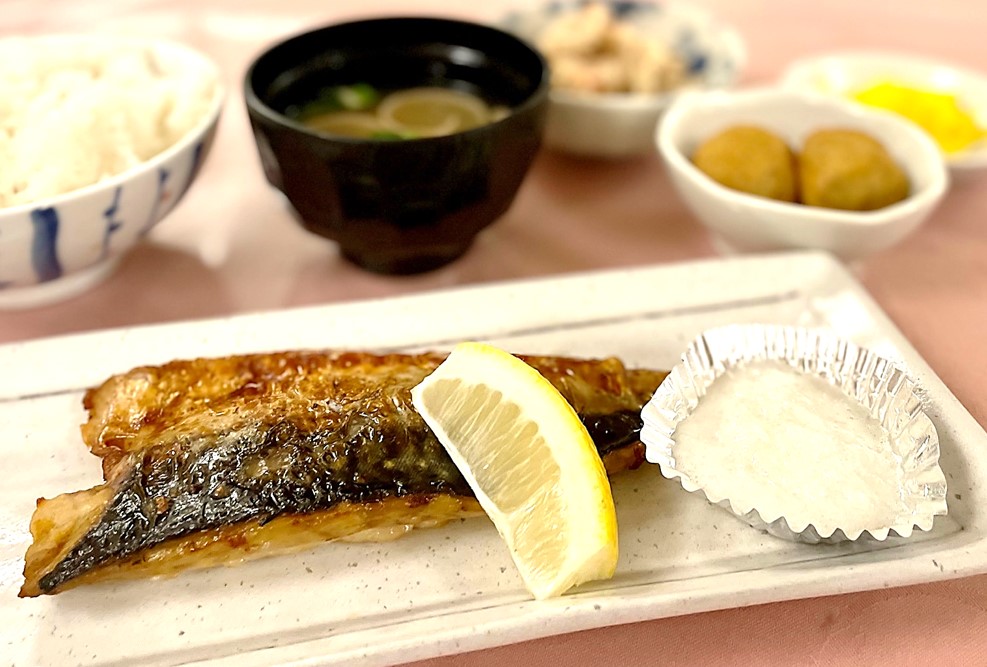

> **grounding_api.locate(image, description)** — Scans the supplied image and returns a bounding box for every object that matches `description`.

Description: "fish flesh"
[20,350,666,597]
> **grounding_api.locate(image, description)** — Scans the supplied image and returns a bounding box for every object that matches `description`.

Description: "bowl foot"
[0,259,121,310]
[341,243,472,275]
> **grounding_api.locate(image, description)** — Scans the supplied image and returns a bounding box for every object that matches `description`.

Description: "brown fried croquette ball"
[692,126,798,202]
[799,129,910,211]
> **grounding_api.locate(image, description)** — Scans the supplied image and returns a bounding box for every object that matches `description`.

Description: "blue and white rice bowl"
[0,35,223,309]
[501,0,746,158]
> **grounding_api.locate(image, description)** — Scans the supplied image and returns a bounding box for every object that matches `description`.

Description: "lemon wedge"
[411,342,618,599]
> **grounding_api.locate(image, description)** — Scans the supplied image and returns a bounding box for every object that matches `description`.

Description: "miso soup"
[290,84,509,139]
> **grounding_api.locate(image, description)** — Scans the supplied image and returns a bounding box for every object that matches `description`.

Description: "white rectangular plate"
[2,251,985,667]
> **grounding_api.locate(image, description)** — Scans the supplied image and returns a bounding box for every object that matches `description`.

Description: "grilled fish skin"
[21,350,666,597]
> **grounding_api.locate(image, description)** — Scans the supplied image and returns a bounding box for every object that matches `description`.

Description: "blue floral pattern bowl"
[501,0,746,158]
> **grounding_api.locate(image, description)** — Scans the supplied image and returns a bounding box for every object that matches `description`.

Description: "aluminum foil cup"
[640,324,948,544]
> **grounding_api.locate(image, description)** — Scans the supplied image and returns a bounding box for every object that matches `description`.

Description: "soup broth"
[290,84,509,139]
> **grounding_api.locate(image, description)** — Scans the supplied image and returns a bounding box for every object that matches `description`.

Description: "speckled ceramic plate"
[1,251,985,666]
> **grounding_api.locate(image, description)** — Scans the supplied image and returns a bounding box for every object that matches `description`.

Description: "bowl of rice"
[0,34,223,308]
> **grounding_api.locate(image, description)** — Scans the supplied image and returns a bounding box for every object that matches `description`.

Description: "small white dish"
[780,51,987,178]
[641,324,948,544]
[501,0,746,158]
[657,88,949,262]
[0,35,224,309]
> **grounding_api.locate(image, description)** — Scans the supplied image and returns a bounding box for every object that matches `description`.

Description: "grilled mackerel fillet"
[21,350,666,597]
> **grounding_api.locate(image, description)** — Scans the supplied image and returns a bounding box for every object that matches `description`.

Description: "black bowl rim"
[243,16,551,145]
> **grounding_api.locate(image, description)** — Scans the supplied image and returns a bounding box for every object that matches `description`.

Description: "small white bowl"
[780,51,987,178]
[501,0,745,158]
[656,88,949,262]
[0,35,223,309]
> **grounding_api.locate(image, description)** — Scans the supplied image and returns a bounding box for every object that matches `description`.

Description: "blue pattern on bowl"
[30,208,62,283]
[0,130,215,292]
[610,1,648,18]
[540,0,656,18]
[501,0,742,86]
[102,187,124,262]
[140,168,172,238]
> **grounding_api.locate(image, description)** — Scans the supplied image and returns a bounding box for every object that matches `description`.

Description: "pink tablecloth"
[3,1,987,664]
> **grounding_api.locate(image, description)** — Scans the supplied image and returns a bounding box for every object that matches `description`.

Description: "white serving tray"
[1,251,984,666]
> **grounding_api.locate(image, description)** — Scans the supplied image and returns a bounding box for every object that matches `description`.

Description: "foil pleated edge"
[640,324,949,545]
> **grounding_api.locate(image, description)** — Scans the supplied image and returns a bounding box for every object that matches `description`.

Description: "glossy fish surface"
[21,350,667,597]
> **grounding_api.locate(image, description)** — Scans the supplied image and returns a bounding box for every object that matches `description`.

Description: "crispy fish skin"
[21,351,666,597]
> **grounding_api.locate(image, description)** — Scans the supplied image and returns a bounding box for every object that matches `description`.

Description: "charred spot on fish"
[404,494,435,509]
[222,531,250,549]
[580,410,644,456]
[228,380,265,400]
[209,482,232,500]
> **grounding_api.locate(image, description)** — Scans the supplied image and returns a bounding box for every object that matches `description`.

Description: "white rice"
[0,36,219,209]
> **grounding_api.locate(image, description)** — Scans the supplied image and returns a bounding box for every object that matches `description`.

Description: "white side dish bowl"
[780,51,987,178]
[501,0,746,158]
[657,88,949,262]
[0,35,224,309]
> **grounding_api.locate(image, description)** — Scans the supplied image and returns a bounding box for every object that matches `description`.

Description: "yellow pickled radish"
[852,82,986,154]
